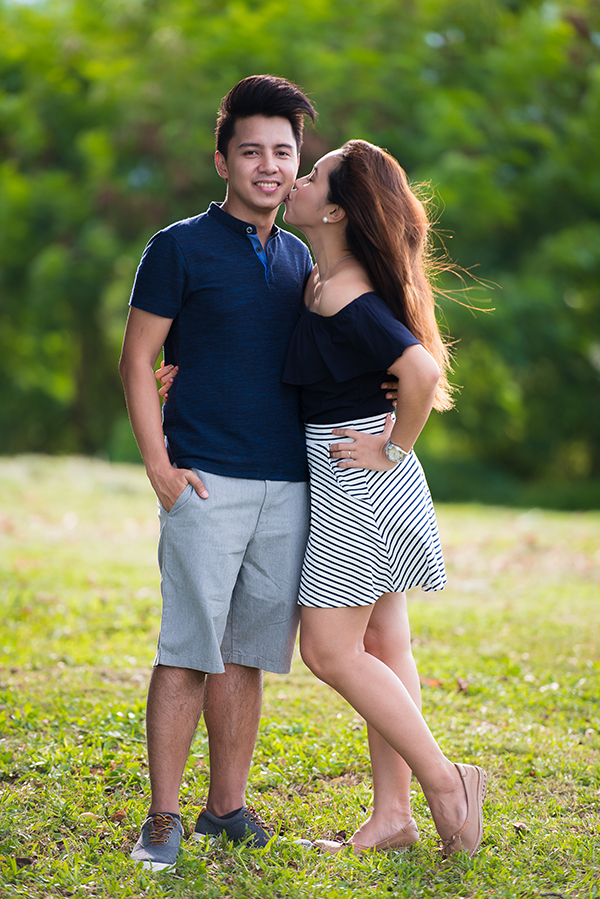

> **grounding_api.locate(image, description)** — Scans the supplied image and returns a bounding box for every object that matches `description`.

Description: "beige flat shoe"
[315,818,420,856]
[440,763,487,858]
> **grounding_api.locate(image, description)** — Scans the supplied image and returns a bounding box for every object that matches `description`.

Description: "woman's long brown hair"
[327,140,454,411]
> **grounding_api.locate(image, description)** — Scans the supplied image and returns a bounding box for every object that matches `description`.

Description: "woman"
[280,140,486,858]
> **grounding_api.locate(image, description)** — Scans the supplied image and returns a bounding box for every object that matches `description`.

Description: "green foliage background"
[1,0,599,506]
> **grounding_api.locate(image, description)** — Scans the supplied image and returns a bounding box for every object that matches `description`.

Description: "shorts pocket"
[159,483,194,515]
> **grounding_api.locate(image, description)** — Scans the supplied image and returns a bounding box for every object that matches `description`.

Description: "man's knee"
[150,664,206,695]
[203,665,263,716]
[206,664,263,692]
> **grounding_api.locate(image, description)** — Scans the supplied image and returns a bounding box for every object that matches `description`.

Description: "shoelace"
[243,806,271,832]
[148,813,177,845]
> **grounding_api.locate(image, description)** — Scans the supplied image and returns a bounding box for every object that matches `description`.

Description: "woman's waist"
[305,412,390,445]
[299,378,394,426]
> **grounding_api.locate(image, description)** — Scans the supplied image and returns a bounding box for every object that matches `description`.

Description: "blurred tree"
[0,0,598,504]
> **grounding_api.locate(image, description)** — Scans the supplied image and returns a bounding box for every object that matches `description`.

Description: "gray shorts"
[155,470,309,675]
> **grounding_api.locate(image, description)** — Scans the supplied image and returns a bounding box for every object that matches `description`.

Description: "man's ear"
[215,151,228,180]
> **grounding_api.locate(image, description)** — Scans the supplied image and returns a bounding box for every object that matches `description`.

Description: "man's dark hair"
[215,75,316,157]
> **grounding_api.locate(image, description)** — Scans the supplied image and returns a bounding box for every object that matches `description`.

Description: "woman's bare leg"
[300,603,466,842]
[350,592,421,845]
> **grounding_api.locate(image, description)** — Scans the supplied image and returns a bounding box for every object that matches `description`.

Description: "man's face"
[215,115,300,221]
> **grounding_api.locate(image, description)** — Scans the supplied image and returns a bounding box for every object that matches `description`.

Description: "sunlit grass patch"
[1,456,599,898]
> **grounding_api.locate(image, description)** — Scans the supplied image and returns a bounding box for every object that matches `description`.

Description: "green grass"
[0,455,599,899]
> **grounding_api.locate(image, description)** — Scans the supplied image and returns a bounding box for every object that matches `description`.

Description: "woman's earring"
[322,217,328,223]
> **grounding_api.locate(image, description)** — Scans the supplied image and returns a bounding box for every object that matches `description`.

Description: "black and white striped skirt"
[298,413,446,608]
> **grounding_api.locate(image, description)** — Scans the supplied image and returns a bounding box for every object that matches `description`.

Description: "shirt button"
[246,226,253,233]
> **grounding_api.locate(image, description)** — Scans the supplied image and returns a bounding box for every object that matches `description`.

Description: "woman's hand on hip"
[329,414,397,471]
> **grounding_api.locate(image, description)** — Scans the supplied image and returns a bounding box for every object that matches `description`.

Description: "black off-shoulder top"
[281,292,420,424]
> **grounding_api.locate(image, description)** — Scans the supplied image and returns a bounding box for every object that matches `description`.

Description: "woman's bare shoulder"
[317,274,375,317]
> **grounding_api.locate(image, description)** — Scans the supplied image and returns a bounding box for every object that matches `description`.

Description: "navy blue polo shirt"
[129,202,313,481]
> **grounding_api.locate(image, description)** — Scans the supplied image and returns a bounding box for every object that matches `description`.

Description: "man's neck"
[221,197,278,248]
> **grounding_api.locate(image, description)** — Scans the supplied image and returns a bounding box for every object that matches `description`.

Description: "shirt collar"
[208,202,280,240]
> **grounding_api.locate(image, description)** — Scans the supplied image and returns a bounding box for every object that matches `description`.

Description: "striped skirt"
[298,413,446,608]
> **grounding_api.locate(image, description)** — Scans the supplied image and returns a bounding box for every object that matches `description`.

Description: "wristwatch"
[384,439,411,464]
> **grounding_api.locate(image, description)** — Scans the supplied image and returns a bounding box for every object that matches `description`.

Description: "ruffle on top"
[282,292,420,386]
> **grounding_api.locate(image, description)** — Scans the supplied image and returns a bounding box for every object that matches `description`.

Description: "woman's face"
[283,150,342,229]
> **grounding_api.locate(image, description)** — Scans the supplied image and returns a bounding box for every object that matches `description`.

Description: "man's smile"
[254,180,281,191]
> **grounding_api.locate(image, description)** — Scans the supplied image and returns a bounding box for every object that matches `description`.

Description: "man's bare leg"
[147,664,206,815]
[203,663,263,817]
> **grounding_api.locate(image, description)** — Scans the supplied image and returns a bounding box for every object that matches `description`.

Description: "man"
[119,75,316,871]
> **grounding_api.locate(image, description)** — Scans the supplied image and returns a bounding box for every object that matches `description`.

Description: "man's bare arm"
[119,307,209,507]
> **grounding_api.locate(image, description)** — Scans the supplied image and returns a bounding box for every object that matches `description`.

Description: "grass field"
[0,455,599,899]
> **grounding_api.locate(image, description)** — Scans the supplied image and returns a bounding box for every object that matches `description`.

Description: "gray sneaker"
[131,812,183,871]
[193,805,274,848]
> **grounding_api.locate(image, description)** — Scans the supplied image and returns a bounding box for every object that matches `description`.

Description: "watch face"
[385,441,408,462]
